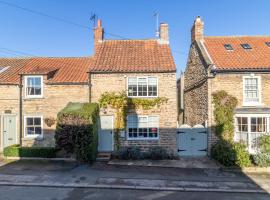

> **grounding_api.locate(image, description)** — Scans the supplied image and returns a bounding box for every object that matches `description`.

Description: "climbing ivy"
[99,91,168,150]
[212,90,238,141]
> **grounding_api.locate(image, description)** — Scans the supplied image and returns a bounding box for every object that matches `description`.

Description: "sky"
[0,0,270,76]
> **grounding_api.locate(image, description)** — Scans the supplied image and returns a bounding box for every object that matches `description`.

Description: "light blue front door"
[3,115,17,148]
[98,116,113,152]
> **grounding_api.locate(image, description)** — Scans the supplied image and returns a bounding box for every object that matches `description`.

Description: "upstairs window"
[224,44,233,51]
[25,76,43,98]
[241,43,252,49]
[128,77,158,97]
[265,42,270,47]
[243,76,260,105]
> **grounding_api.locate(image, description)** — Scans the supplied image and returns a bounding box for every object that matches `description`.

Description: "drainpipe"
[88,73,91,103]
[19,75,23,146]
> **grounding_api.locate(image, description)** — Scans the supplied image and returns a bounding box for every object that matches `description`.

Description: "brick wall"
[0,85,20,150]
[21,75,89,147]
[184,43,208,126]
[90,72,178,152]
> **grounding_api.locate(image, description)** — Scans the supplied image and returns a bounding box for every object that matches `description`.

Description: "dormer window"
[265,42,270,47]
[241,43,252,49]
[224,44,233,51]
[25,76,43,98]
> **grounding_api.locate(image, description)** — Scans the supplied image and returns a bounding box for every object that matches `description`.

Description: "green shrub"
[4,145,56,158]
[55,102,99,162]
[146,146,175,160]
[252,153,270,167]
[257,135,270,154]
[211,141,251,168]
[118,146,142,160]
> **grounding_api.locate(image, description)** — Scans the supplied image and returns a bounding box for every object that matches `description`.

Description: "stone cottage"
[183,16,270,154]
[0,20,178,154]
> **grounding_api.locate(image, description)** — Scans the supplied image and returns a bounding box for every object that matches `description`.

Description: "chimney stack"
[191,16,204,42]
[94,19,104,51]
[159,23,169,44]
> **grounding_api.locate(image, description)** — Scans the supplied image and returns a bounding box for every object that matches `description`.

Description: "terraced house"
[183,16,270,154]
[0,20,177,154]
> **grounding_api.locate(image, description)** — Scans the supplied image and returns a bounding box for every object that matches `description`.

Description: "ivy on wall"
[212,90,238,141]
[99,91,168,150]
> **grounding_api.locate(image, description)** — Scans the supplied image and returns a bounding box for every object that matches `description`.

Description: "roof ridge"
[205,35,270,38]
[103,38,158,42]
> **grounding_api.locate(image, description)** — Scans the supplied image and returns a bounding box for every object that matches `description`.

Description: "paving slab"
[108,157,221,169]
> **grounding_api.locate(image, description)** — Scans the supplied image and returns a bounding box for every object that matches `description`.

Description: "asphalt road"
[0,186,269,200]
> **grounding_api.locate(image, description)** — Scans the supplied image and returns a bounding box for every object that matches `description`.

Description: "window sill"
[242,102,264,107]
[126,138,159,141]
[22,136,44,141]
[127,96,158,99]
[24,97,45,100]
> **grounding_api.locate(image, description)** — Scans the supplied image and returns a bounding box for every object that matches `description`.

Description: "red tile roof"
[203,36,270,70]
[91,39,176,72]
[0,39,175,85]
[0,57,93,84]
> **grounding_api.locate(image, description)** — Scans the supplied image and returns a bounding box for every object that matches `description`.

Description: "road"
[0,186,269,200]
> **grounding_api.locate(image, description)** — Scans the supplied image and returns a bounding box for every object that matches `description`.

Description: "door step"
[96,152,111,162]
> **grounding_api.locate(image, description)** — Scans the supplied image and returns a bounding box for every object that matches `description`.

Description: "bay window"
[235,115,269,153]
[128,77,158,97]
[127,115,159,139]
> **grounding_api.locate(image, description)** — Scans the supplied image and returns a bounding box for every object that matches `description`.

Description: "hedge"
[55,102,99,162]
[4,145,56,158]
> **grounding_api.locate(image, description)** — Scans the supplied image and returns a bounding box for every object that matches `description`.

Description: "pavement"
[108,157,221,169]
[0,159,269,195]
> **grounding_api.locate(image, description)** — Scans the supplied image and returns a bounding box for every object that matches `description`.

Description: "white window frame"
[242,75,262,106]
[127,77,158,98]
[25,75,44,99]
[127,115,159,140]
[234,113,270,154]
[24,115,43,139]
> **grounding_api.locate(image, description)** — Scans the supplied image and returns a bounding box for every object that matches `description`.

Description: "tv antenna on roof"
[90,13,97,27]
[153,12,159,37]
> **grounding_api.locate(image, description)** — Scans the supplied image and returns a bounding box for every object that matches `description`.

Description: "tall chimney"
[191,16,204,42]
[159,23,169,44]
[94,19,104,51]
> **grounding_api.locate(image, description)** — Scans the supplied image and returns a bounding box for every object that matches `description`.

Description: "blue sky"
[0,0,270,75]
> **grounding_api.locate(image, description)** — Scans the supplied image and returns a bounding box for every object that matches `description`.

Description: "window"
[243,76,260,105]
[0,66,10,73]
[235,115,269,153]
[224,44,233,51]
[127,77,158,97]
[127,115,159,139]
[265,42,270,47]
[25,76,43,98]
[235,117,248,145]
[241,43,252,49]
[24,116,43,138]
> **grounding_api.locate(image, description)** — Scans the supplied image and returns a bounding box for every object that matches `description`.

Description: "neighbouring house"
[0,20,178,154]
[183,16,270,154]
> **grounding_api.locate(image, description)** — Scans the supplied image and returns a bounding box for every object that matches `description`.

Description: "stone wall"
[0,85,20,150]
[21,75,89,147]
[184,43,208,126]
[90,72,178,152]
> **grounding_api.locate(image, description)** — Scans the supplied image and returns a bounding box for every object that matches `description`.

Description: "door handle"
[8,138,13,141]
[191,138,195,141]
